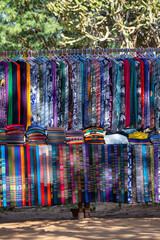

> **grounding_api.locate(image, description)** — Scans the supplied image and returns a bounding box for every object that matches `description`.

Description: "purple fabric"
[86,145,91,202]
[66,130,83,135]
[95,144,101,202]
[0,62,9,117]
[114,145,119,202]
[18,146,22,206]
[104,145,109,202]
[5,146,10,206]
[108,61,112,130]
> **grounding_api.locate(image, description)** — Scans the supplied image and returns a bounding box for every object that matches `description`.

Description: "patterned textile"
[47,127,65,145]
[66,130,84,144]
[0,65,7,127]
[153,59,160,132]
[131,144,154,203]
[0,57,159,132]
[123,59,130,128]
[26,125,47,145]
[0,144,129,206]
[5,125,25,145]
[84,127,104,144]
[0,129,6,145]
[127,145,132,203]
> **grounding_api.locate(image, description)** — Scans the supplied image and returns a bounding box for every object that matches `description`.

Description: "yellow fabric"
[26,63,31,128]
[128,132,148,140]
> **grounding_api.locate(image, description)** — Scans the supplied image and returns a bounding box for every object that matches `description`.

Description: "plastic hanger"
[65,49,71,59]
[80,48,86,60]
[76,49,81,59]
[5,51,12,62]
[114,48,119,59]
[104,48,110,59]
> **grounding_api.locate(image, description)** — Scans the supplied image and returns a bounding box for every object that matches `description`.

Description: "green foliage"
[47,0,160,48]
[0,0,62,51]
[0,0,159,50]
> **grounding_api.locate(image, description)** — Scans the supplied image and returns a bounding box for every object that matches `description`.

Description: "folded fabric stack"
[0,129,6,145]
[104,134,129,145]
[47,127,66,145]
[5,125,25,145]
[66,130,84,144]
[84,127,105,144]
[128,132,150,144]
[26,125,47,145]
[149,134,160,145]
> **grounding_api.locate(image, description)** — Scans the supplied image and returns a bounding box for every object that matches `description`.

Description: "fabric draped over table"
[0,144,129,207]
[0,143,159,207]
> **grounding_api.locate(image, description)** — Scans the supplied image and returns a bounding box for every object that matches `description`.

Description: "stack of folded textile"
[5,125,25,145]
[26,125,47,145]
[128,132,150,144]
[47,127,66,145]
[149,134,160,145]
[0,129,6,145]
[66,130,84,144]
[84,127,105,144]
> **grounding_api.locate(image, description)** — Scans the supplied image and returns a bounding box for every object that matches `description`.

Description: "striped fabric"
[0,144,130,206]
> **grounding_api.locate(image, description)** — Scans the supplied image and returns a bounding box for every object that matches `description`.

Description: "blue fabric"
[101,145,106,201]
[142,145,149,202]
[14,146,19,206]
[1,146,6,206]
[52,145,57,204]
[30,146,35,206]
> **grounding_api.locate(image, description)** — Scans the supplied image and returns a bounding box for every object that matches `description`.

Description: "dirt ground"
[0,203,160,240]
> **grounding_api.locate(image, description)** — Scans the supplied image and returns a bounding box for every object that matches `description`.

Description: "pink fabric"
[123,60,130,128]
[93,60,101,126]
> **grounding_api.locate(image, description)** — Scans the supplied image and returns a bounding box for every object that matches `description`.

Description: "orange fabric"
[26,63,31,128]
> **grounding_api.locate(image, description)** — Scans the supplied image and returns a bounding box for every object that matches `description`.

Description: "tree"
[47,0,160,48]
[0,0,62,51]
[0,0,159,51]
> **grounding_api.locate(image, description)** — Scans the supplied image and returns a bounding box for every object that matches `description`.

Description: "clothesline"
[0,47,160,58]
[0,49,160,132]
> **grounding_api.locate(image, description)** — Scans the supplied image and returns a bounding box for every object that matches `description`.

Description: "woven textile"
[0,144,129,206]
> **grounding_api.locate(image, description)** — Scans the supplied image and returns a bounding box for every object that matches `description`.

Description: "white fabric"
[104,134,128,144]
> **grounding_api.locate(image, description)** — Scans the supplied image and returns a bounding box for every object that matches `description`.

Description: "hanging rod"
[0,47,159,57]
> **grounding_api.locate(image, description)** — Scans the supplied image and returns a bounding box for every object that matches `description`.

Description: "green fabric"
[8,62,12,125]
[128,59,137,126]
[84,129,104,134]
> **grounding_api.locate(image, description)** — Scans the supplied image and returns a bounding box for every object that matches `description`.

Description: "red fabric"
[26,145,31,206]
[39,146,45,205]
[59,145,65,204]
